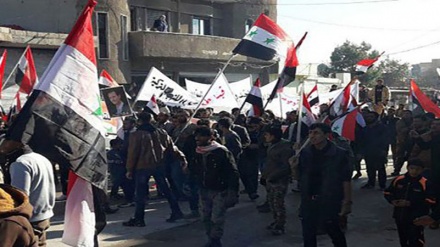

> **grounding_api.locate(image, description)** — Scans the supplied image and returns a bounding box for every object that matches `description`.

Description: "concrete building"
[0,0,279,103]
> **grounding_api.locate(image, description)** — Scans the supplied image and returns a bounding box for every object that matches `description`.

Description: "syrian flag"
[300,93,316,126]
[245,78,264,117]
[5,1,107,246]
[0,50,7,98]
[13,46,38,94]
[99,69,119,87]
[355,52,383,74]
[147,94,160,115]
[307,84,319,107]
[267,32,307,102]
[410,79,440,117]
[331,108,365,141]
[267,45,298,102]
[329,83,352,117]
[232,14,291,61]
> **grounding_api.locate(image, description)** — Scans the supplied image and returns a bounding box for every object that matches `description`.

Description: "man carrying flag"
[0,1,107,246]
[368,79,389,114]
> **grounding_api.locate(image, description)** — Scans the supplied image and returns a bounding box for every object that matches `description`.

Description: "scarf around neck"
[196,141,224,154]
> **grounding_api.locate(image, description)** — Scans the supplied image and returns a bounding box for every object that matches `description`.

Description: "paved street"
[47,165,440,247]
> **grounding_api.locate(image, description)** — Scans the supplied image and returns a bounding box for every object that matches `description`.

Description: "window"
[121,15,129,61]
[192,17,211,35]
[97,12,109,59]
[130,7,138,31]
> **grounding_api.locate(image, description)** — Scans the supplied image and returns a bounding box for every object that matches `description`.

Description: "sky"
[277,0,440,66]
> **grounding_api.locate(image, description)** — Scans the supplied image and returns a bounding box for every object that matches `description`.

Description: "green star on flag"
[333,126,340,131]
[249,30,258,37]
[264,38,275,45]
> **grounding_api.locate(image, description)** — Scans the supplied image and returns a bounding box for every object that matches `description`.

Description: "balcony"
[128,31,271,64]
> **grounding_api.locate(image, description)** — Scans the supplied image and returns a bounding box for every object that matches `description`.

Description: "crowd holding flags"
[0,5,440,246]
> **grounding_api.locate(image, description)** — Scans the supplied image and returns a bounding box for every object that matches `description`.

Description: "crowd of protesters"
[0,87,440,247]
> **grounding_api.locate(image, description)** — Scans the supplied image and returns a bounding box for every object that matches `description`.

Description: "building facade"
[0,0,279,101]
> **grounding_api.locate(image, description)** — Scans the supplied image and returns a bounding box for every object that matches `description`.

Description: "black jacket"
[384,173,437,221]
[191,147,239,191]
[299,142,352,219]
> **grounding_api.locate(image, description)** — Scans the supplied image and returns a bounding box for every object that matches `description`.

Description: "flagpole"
[296,83,304,144]
[408,79,414,111]
[192,54,236,113]
[174,54,236,143]
[278,92,283,119]
[2,46,29,91]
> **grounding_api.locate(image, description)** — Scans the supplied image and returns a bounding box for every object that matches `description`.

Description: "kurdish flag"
[5,1,107,246]
[233,14,291,61]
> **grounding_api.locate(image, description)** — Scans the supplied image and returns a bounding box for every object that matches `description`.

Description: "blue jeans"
[134,167,182,221]
[165,159,186,199]
[109,165,134,202]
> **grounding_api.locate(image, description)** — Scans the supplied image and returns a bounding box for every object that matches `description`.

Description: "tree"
[330,41,379,73]
[317,63,331,77]
[411,64,440,89]
[329,41,409,86]
[377,58,410,87]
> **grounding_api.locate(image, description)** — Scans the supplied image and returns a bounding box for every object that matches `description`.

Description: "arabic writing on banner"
[136,67,198,108]
[185,76,251,102]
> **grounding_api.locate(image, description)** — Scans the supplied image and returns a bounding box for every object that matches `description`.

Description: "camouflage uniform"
[262,139,294,231]
[200,189,227,240]
[267,179,289,229]
[191,143,239,243]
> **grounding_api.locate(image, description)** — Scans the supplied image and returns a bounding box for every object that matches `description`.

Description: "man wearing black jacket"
[191,127,239,247]
[299,123,352,247]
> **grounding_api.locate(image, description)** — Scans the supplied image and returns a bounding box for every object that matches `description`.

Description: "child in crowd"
[384,158,437,247]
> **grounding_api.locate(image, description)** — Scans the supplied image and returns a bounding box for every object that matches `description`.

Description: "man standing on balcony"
[152,15,168,32]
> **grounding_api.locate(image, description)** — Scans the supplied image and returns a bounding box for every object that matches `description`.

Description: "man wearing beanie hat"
[384,158,437,247]
[0,184,37,246]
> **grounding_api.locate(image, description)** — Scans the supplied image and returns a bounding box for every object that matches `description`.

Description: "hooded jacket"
[0,184,37,247]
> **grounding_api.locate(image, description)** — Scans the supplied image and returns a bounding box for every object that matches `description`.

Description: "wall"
[0,0,78,33]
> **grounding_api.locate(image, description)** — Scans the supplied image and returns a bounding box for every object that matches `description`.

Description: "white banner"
[186,76,251,102]
[136,67,199,108]
[201,73,239,109]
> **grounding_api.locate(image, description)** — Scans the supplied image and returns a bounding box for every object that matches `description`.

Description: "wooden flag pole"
[174,54,236,143]
[296,83,304,144]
